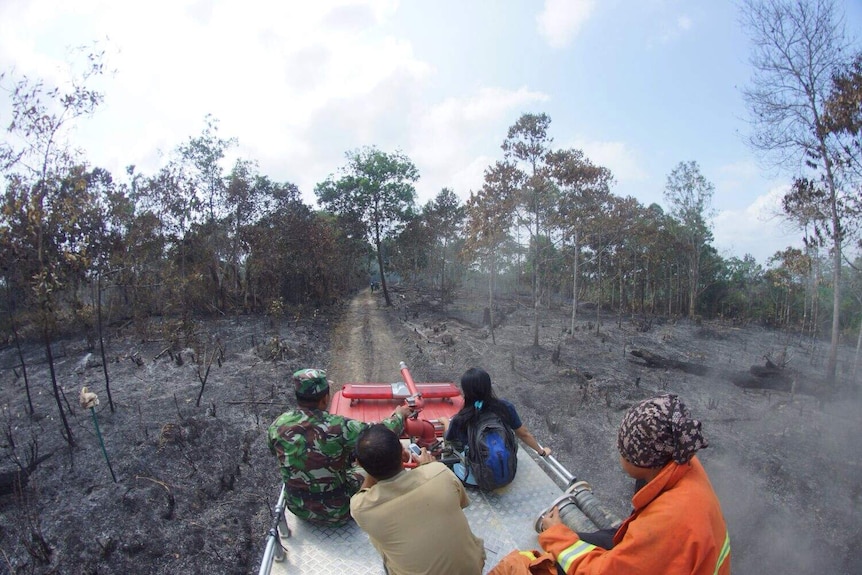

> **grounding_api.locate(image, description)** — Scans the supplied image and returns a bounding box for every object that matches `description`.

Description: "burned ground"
[0,286,860,574]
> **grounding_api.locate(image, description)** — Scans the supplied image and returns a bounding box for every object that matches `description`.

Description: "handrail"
[258,484,287,575]
[532,444,577,488]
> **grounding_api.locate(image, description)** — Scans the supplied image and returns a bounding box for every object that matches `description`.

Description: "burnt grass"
[1,285,861,574]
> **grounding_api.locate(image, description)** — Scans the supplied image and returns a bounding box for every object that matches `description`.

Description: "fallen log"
[629,349,709,376]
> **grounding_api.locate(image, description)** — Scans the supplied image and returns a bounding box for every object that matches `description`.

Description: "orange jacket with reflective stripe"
[538,456,731,575]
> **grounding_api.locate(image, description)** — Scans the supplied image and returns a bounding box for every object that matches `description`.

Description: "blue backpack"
[465,410,518,490]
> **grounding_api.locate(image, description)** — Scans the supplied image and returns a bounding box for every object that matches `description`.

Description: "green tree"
[663,161,715,319]
[393,212,433,283]
[503,113,556,347]
[315,147,419,306]
[547,148,614,333]
[179,114,236,224]
[462,162,520,343]
[724,254,765,320]
[0,53,105,446]
[423,188,465,303]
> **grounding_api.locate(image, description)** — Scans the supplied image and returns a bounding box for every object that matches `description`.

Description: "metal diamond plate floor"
[267,447,563,574]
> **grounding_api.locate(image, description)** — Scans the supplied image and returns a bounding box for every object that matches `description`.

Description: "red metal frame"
[329,363,463,449]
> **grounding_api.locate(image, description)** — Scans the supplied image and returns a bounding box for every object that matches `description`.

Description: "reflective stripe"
[713,531,731,575]
[519,551,538,561]
[557,540,597,573]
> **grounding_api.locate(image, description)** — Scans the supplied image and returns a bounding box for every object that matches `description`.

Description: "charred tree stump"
[730,360,794,392]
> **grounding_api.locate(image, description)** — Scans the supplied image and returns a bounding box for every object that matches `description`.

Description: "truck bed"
[267,445,563,574]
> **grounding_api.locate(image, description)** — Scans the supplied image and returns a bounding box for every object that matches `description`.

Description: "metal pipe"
[399,361,425,410]
[258,484,287,575]
[536,453,575,486]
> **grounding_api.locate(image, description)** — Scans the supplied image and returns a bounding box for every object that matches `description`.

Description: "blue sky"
[2,0,861,264]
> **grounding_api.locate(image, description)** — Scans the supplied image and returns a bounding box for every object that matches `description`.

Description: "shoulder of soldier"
[270,408,315,430]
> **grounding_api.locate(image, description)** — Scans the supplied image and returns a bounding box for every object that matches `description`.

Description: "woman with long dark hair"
[441,367,550,485]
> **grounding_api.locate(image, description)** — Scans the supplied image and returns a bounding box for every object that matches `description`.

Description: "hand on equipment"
[540,506,562,532]
[394,404,413,419]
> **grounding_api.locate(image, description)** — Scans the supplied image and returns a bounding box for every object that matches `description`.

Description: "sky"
[1,0,861,265]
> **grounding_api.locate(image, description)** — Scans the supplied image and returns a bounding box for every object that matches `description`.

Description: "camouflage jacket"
[267,407,404,524]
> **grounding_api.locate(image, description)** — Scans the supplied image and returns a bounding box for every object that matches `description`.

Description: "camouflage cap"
[293,368,330,398]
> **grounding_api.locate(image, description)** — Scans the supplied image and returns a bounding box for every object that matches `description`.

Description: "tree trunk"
[489,250,496,345]
[618,258,624,329]
[97,271,115,412]
[816,129,842,385]
[853,313,861,384]
[570,230,579,335]
[595,245,602,336]
[6,286,34,416]
[440,244,446,304]
[689,261,698,319]
[532,215,540,348]
[375,236,391,306]
[43,308,74,447]
[666,266,672,316]
[827,230,841,385]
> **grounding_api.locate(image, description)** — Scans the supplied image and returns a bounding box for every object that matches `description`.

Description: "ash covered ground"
[0,286,860,574]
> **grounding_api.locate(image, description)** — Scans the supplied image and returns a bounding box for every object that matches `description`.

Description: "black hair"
[451,367,513,429]
[355,424,403,480]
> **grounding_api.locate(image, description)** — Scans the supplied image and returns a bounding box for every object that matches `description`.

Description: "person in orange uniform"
[491,394,731,575]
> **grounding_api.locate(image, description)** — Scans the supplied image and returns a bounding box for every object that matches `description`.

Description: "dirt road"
[327,288,404,389]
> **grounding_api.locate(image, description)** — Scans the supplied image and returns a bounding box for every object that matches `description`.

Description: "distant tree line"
[1,1,860,447]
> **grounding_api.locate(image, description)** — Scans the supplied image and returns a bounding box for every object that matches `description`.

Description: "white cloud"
[536,0,596,49]
[713,184,803,263]
[1,0,434,204]
[409,86,549,202]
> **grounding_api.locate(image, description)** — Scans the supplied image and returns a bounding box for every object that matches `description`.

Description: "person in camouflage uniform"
[267,368,410,525]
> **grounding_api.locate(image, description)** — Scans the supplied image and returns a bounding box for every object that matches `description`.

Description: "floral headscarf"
[617,394,707,468]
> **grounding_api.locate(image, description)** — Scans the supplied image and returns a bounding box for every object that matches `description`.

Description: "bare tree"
[740,0,852,383]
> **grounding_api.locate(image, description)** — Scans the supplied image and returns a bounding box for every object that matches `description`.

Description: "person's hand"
[394,404,413,419]
[416,447,434,466]
[541,506,562,531]
[538,446,551,457]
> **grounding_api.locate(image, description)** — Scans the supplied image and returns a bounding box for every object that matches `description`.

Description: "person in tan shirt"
[350,424,485,575]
